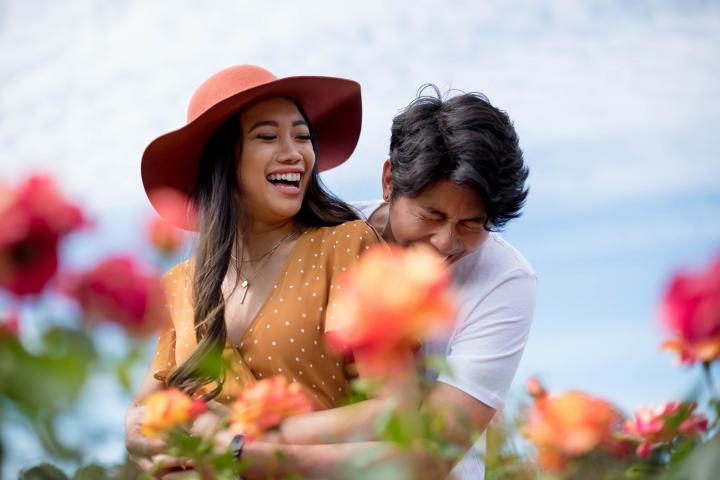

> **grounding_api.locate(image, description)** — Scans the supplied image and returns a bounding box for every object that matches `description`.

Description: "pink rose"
[661,256,720,364]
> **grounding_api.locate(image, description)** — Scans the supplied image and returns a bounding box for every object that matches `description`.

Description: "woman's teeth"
[267,173,301,183]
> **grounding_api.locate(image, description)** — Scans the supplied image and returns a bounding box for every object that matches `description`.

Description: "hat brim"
[141,76,361,230]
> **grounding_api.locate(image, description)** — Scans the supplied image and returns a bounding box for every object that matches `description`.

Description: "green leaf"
[72,464,107,480]
[115,344,144,393]
[424,355,453,378]
[663,432,720,480]
[20,463,69,480]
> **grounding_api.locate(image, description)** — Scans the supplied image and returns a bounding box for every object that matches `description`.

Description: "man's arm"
[234,382,494,480]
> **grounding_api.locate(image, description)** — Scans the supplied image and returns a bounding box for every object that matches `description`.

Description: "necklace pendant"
[239,280,249,304]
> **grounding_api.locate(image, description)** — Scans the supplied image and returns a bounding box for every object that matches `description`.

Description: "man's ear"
[381,160,392,202]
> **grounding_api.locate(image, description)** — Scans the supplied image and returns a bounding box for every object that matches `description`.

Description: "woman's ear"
[381,160,392,202]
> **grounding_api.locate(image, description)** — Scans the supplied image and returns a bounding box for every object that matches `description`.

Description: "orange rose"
[229,375,313,440]
[325,245,456,365]
[524,390,620,473]
[141,388,206,438]
[525,376,547,400]
[146,189,194,256]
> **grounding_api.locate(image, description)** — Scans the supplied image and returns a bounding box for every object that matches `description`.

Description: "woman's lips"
[270,181,301,195]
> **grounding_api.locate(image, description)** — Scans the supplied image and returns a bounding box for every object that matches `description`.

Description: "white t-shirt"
[352,200,537,479]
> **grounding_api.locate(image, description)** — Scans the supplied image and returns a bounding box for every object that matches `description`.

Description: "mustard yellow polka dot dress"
[151,220,381,410]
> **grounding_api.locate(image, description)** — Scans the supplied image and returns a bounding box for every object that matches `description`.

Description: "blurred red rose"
[147,188,194,256]
[0,310,19,337]
[624,401,707,458]
[64,256,165,336]
[661,256,720,364]
[325,245,456,373]
[0,175,87,296]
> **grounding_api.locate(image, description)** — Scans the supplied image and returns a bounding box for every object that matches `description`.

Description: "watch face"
[230,433,245,459]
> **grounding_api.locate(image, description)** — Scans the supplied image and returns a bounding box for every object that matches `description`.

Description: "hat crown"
[186,65,278,123]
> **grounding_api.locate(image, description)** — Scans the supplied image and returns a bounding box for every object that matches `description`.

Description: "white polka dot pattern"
[151,220,383,410]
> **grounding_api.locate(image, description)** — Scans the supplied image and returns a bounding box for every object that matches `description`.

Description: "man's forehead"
[413,181,486,218]
[419,203,486,221]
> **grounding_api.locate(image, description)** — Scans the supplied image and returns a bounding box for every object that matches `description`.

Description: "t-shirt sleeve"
[150,267,181,382]
[324,221,383,333]
[437,269,537,410]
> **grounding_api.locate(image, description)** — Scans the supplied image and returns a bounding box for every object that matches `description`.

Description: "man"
[350,86,537,478]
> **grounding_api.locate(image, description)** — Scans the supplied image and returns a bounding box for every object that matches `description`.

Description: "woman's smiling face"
[236,97,315,226]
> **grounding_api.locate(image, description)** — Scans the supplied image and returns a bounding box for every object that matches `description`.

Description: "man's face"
[383,164,490,264]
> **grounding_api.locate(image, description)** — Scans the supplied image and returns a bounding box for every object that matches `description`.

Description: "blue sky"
[2,0,720,475]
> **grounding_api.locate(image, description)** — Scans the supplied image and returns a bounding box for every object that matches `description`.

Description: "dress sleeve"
[437,269,537,410]
[324,220,383,333]
[150,265,183,382]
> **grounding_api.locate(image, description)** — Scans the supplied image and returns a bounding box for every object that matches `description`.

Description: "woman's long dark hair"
[166,101,358,398]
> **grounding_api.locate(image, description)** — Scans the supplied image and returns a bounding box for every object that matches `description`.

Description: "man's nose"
[430,224,462,256]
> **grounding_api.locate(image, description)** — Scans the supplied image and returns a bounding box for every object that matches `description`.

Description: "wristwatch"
[230,433,245,460]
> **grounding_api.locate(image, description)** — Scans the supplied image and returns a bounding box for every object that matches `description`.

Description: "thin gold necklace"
[232,225,301,304]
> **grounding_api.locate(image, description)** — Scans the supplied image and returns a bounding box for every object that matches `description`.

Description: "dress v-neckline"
[226,227,312,349]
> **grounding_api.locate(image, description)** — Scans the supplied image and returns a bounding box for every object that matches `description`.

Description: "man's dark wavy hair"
[389,85,529,230]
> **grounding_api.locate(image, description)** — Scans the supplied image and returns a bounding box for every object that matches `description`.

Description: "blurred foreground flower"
[624,401,708,457]
[0,310,19,337]
[64,256,165,336]
[141,388,206,438]
[147,188,195,256]
[661,255,720,364]
[229,375,313,440]
[523,381,623,473]
[525,376,547,400]
[0,175,87,296]
[325,245,455,373]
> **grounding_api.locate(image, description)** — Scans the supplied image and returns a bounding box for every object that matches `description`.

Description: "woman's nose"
[278,138,303,163]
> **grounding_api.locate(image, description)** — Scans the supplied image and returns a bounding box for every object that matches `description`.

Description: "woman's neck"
[236,218,300,260]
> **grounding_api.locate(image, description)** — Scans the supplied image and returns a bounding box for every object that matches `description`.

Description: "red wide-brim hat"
[141,65,362,230]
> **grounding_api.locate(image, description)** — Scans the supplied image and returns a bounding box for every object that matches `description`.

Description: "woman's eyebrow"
[249,119,308,132]
[249,120,277,132]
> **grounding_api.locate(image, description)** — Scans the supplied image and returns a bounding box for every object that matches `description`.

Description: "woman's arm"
[270,347,420,444]
[125,365,168,470]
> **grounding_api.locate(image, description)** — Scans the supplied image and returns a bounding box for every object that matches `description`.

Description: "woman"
[125,65,383,473]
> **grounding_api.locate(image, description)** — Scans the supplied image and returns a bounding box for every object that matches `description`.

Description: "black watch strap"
[230,433,245,460]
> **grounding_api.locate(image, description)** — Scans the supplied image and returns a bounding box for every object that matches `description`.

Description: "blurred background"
[2,0,719,476]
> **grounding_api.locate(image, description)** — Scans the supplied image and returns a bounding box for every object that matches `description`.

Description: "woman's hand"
[149,454,196,479]
[125,401,168,471]
[189,400,231,440]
